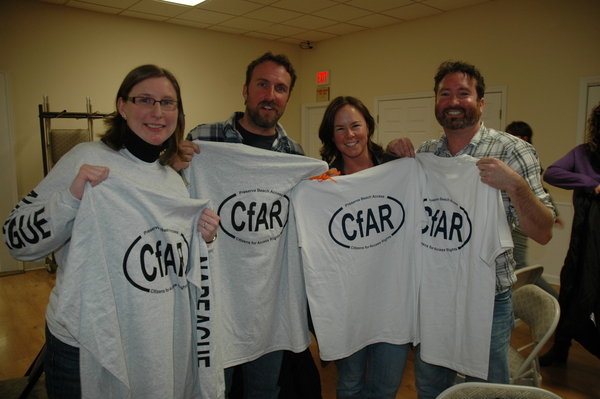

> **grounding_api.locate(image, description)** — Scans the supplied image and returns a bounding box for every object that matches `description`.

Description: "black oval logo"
[217,189,289,245]
[421,197,472,252]
[123,228,190,293]
[328,195,405,250]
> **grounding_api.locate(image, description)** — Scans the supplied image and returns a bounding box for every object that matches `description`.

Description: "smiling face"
[117,77,178,146]
[333,105,370,161]
[242,61,291,134]
[435,72,484,133]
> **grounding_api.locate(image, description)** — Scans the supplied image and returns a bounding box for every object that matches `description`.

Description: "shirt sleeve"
[4,152,81,262]
[544,146,600,192]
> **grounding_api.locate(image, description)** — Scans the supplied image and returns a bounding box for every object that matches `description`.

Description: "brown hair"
[100,64,184,166]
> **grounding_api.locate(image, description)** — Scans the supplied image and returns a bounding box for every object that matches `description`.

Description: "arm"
[543,146,600,193]
[477,157,554,245]
[4,160,109,261]
[386,138,416,158]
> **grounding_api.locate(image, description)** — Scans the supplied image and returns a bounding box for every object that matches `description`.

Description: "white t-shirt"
[416,153,513,379]
[184,141,329,367]
[60,175,211,399]
[291,158,426,360]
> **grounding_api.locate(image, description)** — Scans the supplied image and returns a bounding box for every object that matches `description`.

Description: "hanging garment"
[184,141,329,368]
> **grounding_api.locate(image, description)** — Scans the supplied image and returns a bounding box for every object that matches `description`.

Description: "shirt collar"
[437,122,487,157]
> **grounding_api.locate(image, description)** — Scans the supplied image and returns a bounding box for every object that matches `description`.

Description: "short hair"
[245,52,297,95]
[100,65,184,166]
[506,121,534,143]
[434,61,486,101]
[318,96,383,164]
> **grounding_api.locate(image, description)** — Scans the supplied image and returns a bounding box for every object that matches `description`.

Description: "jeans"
[44,325,81,399]
[225,350,284,399]
[335,343,409,399]
[414,289,514,399]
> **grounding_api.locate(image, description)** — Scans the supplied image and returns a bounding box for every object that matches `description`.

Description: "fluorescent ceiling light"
[159,0,206,5]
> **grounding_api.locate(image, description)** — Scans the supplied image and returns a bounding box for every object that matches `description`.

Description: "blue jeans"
[44,325,81,399]
[335,343,409,399]
[414,289,514,399]
[225,350,284,399]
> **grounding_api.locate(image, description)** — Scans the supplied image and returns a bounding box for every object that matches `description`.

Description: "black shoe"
[539,344,569,367]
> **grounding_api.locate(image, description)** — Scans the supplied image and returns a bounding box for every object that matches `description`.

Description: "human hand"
[554,216,565,229]
[198,208,219,243]
[594,184,600,195]
[386,138,416,158]
[172,141,200,172]
[475,158,524,192]
[69,164,110,200]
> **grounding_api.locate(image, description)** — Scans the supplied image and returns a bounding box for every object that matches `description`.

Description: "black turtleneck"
[123,128,168,163]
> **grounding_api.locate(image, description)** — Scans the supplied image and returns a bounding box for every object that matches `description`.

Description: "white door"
[375,88,505,150]
[376,96,435,150]
[480,91,503,131]
[0,71,22,273]
[302,102,327,160]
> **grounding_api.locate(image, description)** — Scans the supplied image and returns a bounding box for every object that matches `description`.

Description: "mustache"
[259,101,278,110]
[442,106,466,114]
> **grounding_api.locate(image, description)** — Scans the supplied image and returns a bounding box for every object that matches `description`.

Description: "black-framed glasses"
[128,96,178,111]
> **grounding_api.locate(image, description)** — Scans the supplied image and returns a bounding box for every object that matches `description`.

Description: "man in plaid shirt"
[389,61,555,398]
[175,52,320,399]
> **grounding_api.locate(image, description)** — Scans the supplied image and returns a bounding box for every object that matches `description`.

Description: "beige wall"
[0,0,301,199]
[2,0,600,203]
[297,0,600,205]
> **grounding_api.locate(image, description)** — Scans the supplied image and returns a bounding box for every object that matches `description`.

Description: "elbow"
[533,229,553,246]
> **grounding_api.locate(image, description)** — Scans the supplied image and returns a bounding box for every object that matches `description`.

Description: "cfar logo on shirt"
[328,194,405,250]
[421,197,472,252]
[217,188,289,245]
[123,226,190,293]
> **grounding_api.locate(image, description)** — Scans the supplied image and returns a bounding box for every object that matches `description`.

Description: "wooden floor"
[1,269,599,398]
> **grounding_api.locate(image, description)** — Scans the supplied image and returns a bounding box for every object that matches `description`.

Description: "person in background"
[540,102,600,366]
[317,95,406,398]
[3,65,218,398]
[388,61,555,398]
[177,52,322,399]
[505,121,562,299]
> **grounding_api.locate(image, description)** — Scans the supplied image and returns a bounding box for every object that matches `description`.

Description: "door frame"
[577,76,600,144]
[301,101,328,159]
[0,70,23,273]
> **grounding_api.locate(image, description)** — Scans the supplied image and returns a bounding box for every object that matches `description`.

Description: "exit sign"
[317,71,330,85]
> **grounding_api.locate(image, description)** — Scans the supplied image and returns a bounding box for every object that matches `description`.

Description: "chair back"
[436,382,563,399]
[48,128,92,166]
[509,284,560,386]
[513,264,544,291]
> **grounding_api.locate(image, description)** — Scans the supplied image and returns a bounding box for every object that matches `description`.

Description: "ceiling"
[37,0,496,45]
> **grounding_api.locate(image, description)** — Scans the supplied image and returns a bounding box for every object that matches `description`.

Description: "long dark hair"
[584,102,600,168]
[318,96,383,164]
[100,65,185,166]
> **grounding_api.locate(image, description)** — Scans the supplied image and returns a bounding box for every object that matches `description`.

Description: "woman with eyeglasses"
[4,65,218,398]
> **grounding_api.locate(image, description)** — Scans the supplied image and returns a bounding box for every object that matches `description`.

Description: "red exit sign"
[317,71,330,85]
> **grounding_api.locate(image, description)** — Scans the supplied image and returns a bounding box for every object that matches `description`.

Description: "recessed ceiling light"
[158,0,206,6]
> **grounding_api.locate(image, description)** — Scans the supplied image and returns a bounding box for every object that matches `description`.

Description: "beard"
[435,105,482,131]
[246,101,282,129]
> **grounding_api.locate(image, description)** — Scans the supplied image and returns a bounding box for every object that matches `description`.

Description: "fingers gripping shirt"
[183,141,328,367]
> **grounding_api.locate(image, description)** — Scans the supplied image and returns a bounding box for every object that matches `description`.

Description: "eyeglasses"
[128,96,178,111]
